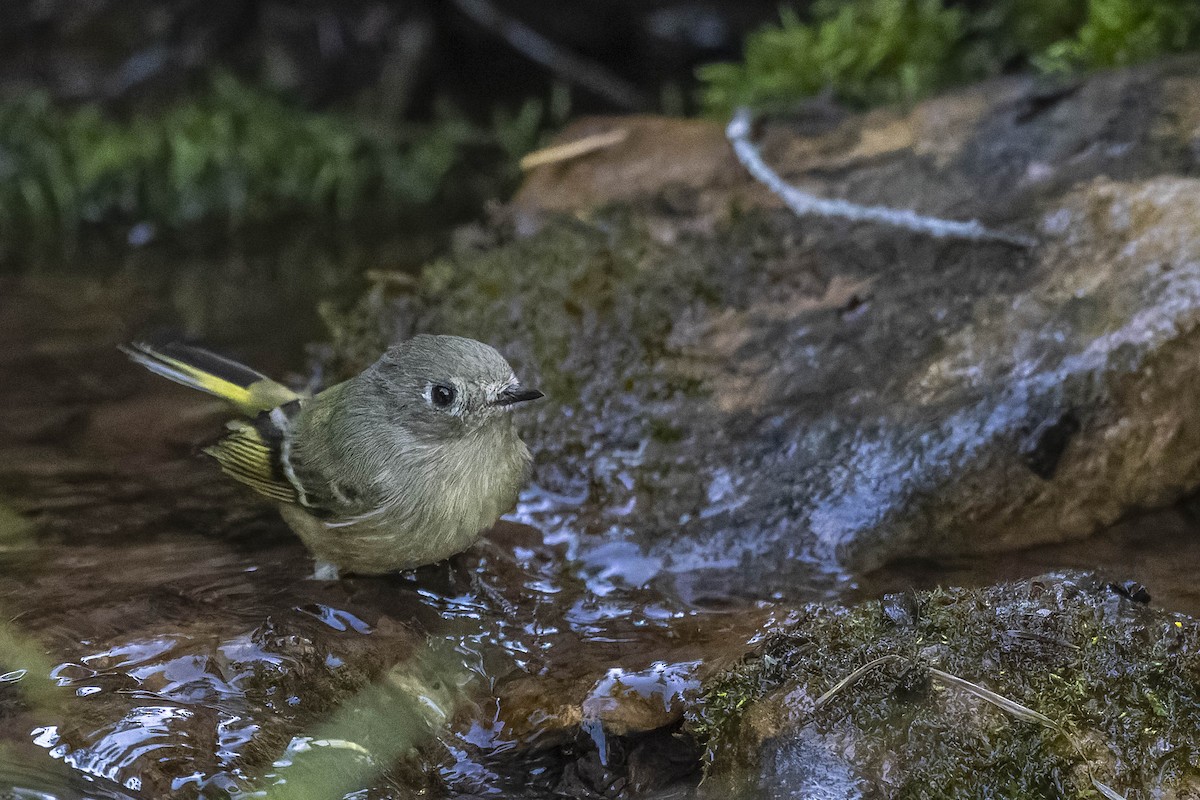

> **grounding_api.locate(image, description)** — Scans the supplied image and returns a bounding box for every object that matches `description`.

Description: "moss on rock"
[688,573,1200,797]
[699,0,1200,115]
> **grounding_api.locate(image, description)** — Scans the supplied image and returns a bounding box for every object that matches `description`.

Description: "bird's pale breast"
[281,422,530,574]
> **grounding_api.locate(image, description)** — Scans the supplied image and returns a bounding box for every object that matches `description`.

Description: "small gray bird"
[122,335,542,577]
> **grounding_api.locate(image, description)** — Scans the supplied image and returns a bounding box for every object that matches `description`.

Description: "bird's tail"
[120,341,300,416]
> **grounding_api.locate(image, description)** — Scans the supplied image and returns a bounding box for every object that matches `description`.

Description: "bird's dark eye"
[430,384,456,408]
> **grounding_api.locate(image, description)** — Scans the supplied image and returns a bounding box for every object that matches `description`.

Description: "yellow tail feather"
[121,342,300,416]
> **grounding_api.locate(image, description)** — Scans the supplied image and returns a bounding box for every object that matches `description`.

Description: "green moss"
[699,0,968,114]
[1037,0,1200,71]
[700,0,1200,115]
[0,74,541,255]
[687,575,1200,795]
[326,209,756,399]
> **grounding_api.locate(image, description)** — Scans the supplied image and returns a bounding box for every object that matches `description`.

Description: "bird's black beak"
[495,386,544,406]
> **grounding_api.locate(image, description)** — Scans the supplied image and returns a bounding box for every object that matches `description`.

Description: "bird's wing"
[121,341,301,416]
[123,340,363,516]
[203,400,340,516]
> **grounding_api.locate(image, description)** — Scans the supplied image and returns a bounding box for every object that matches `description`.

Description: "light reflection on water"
[7,435,769,798]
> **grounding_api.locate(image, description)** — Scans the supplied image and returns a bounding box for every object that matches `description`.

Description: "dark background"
[0,0,786,113]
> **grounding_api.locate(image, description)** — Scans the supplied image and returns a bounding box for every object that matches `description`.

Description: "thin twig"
[726,108,1036,248]
[807,657,1128,800]
[929,667,1057,727]
[813,654,901,710]
[928,667,1127,800]
[452,0,648,110]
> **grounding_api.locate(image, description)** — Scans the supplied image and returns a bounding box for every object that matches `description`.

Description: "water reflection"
[0,749,141,800]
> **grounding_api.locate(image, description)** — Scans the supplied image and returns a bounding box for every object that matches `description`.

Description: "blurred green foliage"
[699,0,967,112]
[1037,0,1200,71]
[249,641,467,799]
[0,74,542,251]
[700,0,1200,114]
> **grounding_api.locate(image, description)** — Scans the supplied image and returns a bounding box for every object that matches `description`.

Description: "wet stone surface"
[328,58,1200,597]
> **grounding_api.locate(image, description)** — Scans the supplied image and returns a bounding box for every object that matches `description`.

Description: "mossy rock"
[688,572,1200,798]
[329,61,1200,598]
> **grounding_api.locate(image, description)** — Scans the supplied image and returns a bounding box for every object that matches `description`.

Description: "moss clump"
[688,573,1200,796]
[1037,0,1200,71]
[0,74,541,255]
[700,0,1200,115]
[699,0,969,113]
[324,208,778,401]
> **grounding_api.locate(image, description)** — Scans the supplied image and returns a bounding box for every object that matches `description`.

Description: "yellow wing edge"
[120,341,300,416]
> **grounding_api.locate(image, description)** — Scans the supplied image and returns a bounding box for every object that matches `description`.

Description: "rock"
[686,572,1200,798]
[514,57,1197,223]
[511,116,756,223]
[580,661,698,738]
[332,58,1200,594]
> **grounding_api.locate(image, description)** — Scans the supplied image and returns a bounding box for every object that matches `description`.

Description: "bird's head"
[371,334,542,439]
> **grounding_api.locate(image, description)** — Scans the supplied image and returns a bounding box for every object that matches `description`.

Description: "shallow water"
[1,264,1197,798]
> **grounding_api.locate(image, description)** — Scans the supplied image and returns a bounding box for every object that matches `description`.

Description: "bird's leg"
[311,560,341,581]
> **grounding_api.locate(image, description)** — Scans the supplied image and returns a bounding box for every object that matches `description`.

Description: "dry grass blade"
[813,654,901,711]
[928,667,1056,728]
[929,667,1128,800]
[1091,778,1128,800]
[520,129,628,170]
[364,269,418,289]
